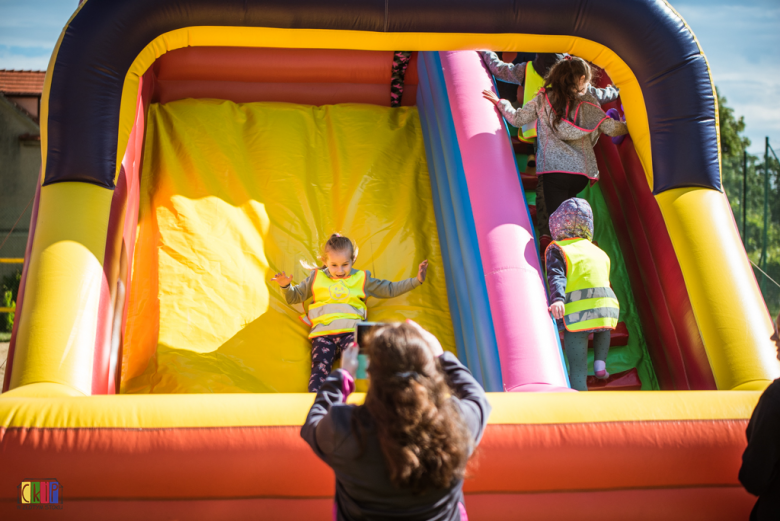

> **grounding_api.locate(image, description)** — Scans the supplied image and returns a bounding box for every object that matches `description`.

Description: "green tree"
[1,270,21,333]
[717,87,750,158]
[718,89,780,316]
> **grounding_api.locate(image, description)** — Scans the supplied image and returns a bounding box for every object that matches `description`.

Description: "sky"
[0,0,777,155]
[673,0,780,155]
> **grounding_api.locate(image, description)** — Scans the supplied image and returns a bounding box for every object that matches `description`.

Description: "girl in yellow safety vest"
[272,233,428,392]
[544,198,620,391]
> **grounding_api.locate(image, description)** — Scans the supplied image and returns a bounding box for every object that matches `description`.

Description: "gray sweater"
[496,92,628,180]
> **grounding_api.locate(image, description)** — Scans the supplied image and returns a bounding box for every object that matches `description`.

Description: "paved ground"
[0,342,8,390]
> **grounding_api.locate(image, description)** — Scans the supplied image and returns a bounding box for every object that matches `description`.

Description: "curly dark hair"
[355,323,472,494]
[544,56,592,129]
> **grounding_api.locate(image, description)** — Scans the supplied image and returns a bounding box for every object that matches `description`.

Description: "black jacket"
[301,351,491,521]
[740,378,780,520]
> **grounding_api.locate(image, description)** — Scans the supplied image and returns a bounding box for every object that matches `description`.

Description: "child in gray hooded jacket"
[545,198,620,391]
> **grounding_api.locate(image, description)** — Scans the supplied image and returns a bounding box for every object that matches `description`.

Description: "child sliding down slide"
[272,234,428,392]
[545,198,620,391]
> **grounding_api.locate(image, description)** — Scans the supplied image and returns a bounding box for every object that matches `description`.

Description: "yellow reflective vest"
[307,269,368,338]
[519,61,545,143]
[547,238,619,332]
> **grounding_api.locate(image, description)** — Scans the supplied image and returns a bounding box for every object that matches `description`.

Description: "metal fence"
[725,137,780,315]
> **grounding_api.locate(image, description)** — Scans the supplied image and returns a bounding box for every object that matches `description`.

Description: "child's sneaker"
[594,360,608,379]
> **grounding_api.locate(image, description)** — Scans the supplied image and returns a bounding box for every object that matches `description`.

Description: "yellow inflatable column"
[9,182,113,395]
[657,187,780,390]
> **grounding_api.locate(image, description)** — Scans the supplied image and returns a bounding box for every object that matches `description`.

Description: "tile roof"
[0,70,46,95]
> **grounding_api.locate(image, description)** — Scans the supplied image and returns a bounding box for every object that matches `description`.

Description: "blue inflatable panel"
[417,52,503,391]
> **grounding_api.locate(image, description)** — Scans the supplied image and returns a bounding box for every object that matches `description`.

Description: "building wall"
[0,93,40,284]
[6,96,39,120]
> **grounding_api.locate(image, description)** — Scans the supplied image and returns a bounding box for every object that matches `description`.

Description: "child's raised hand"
[417,260,429,283]
[271,271,293,287]
[549,301,565,320]
[482,89,501,106]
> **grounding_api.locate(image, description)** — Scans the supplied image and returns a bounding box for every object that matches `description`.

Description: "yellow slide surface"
[121,100,454,393]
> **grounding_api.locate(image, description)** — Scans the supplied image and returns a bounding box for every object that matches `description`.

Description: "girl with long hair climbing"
[482,55,627,247]
[479,51,621,241]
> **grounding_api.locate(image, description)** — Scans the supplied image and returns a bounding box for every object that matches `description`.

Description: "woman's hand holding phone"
[341,343,360,377]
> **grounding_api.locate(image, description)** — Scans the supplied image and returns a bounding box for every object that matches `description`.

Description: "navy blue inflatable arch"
[45,0,720,194]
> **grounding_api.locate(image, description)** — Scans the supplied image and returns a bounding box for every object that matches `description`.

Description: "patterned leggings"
[309,332,355,392]
[390,51,412,107]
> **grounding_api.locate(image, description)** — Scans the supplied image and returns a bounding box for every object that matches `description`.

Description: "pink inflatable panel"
[439,51,571,392]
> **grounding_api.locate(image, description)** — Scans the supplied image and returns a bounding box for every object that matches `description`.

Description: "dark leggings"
[542,172,590,218]
[309,332,355,392]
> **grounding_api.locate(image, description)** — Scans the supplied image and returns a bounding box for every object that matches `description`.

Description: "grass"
[0,332,11,342]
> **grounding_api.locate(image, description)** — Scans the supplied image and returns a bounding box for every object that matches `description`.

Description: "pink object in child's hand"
[341,370,355,397]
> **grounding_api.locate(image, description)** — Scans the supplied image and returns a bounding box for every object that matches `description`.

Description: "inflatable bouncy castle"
[2,0,779,518]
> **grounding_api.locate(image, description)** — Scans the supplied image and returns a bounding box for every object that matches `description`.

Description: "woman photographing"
[301,321,491,520]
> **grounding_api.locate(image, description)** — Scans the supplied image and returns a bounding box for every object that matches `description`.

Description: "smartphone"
[354,322,385,381]
[355,322,385,354]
